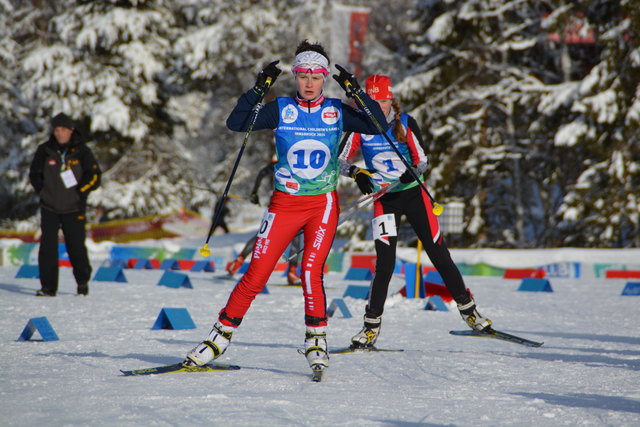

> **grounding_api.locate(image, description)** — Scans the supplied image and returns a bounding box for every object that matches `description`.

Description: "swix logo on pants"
[219,190,339,327]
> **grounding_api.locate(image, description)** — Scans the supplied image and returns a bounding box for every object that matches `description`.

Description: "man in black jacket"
[29,113,102,296]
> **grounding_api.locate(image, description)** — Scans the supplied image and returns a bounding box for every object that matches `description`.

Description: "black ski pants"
[366,185,468,318]
[38,208,92,294]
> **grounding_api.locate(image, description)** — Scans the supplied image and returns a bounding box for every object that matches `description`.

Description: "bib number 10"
[287,141,330,179]
[292,149,326,169]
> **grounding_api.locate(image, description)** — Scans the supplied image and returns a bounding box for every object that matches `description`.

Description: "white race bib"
[257,211,276,238]
[372,214,397,243]
[60,169,78,188]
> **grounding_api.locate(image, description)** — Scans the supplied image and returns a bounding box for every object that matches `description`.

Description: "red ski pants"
[219,190,339,328]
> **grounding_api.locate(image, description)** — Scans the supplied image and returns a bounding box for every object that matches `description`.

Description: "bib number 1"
[372,214,396,243]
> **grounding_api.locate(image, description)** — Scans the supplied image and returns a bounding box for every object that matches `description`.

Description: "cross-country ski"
[120,362,241,376]
[449,328,544,348]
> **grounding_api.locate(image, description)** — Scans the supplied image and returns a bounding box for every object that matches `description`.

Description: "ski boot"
[225,256,245,276]
[457,294,492,331]
[304,326,329,369]
[287,265,302,286]
[184,322,234,366]
[350,315,381,349]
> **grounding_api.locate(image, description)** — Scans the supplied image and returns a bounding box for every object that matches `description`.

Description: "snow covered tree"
[546,1,640,247]
[0,0,58,223]
[1,0,637,248]
[16,0,212,218]
[1,0,348,221]
[385,0,639,247]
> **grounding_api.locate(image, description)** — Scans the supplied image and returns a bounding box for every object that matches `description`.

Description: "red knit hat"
[365,75,393,100]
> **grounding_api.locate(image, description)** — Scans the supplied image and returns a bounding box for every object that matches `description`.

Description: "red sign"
[349,11,369,78]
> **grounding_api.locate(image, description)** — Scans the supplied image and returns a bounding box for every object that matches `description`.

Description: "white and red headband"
[291,51,330,77]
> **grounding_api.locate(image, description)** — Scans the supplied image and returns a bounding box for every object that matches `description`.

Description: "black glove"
[254,60,281,96]
[249,193,260,205]
[332,64,361,98]
[349,166,374,195]
[400,167,419,184]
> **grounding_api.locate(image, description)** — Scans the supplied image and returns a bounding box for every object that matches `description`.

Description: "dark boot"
[35,289,56,297]
[77,283,89,296]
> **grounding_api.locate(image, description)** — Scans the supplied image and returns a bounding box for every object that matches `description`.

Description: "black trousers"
[366,185,468,318]
[39,208,92,294]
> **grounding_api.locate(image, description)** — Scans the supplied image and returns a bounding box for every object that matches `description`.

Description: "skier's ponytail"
[392,99,406,143]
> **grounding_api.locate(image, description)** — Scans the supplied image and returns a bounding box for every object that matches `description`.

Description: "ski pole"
[345,81,443,216]
[337,180,401,226]
[284,180,401,263]
[415,239,423,298]
[200,79,273,257]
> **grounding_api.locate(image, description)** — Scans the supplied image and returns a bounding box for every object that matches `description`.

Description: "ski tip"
[217,363,242,370]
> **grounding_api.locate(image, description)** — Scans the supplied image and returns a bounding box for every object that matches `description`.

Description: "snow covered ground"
[1,234,639,426]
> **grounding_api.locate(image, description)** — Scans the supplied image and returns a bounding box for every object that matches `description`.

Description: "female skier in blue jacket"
[185,40,386,371]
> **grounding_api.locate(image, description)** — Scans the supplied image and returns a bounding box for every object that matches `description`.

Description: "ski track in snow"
[1,241,640,426]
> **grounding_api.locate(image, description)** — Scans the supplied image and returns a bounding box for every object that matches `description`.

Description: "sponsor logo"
[275,167,300,193]
[321,106,339,125]
[254,239,263,258]
[313,226,326,250]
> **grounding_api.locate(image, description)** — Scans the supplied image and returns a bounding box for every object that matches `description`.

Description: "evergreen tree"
[390,0,639,247]
[549,1,640,247]
[0,0,58,223]
[1,0,637,248]
[16,0,210,218]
